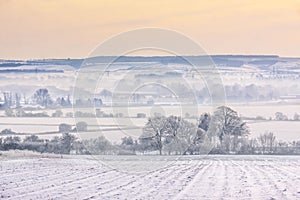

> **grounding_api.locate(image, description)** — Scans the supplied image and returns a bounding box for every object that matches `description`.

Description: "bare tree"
[209,106,249,146]
[34,88,52,107]
[258,132,276,153]
[141,116,168,155]
[82,136,113,154]
[3,92,12,108]
[164,116,197,155]
[258,133,268,153]
[15,93,21,107]
[141,116,198,155]
[61,133,77,154]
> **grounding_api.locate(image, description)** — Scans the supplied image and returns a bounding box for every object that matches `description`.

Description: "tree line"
[1,106,300,155]
[0,88,103,110]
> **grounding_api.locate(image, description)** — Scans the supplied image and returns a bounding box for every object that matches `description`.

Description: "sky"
[0,0,300,59]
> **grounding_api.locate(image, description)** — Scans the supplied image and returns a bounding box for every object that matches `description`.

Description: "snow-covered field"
[1,153,299,199]
[1,112,300,143]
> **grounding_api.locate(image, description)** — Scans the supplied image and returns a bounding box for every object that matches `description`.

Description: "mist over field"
[1,55,300,144]
[1,42,300,200]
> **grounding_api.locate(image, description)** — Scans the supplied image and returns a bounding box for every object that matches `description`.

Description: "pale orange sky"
[0,0,300,59]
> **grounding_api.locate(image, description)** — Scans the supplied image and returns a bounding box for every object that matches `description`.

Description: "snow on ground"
[1,154,299,200]
[1,113,300,143]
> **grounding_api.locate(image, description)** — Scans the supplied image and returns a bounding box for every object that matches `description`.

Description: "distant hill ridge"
[0,55,299,69]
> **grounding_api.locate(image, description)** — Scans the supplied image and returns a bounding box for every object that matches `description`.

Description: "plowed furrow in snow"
[51,171,133,199]
[1,168,80,190]
[5,168,112,199]
[1,156,300,200]
[224,159,255,199]
[173,159,220,199]
[132,162,203,199]
[252,161,288,200]
[273,161,300,177]
[84,163,188,199]
[0,160,64,179]
[0,159,96,190]
[263,164,300,199]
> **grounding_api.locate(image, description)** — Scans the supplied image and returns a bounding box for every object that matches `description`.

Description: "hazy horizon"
[2,54,300,61]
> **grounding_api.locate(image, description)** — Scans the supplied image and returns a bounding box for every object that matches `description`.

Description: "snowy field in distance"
[1,103,300,143]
